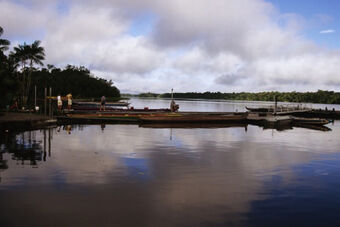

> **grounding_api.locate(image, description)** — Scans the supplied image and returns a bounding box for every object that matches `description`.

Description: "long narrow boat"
[139,122,248,129]
[64,113,142,122]
[139,113,247,123]
[74,101,130,107]
[295,124,331,131]
[292,117,330,126]
[71,106,171,113]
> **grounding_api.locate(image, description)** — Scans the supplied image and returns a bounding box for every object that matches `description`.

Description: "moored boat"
[292,117,330,126]
[247,113,293,125]
[139,113,247,123]
[139,122,248,129]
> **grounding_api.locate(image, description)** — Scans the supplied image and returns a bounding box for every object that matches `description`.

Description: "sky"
[1,0,340,93]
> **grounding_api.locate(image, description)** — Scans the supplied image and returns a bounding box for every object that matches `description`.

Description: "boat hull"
[140,114,247,123]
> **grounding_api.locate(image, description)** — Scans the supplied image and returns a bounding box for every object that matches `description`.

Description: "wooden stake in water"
[44,87,47,116]
[274,95,277,115]
[49,87,52,117]
[34,85,37,109]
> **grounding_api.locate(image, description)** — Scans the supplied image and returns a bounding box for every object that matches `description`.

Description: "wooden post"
[48,128,51,157]
[274,95,277,115]
[49,87,52,117]
[43,129,46,161]
[44,87,47,116]
[34,85,37,109]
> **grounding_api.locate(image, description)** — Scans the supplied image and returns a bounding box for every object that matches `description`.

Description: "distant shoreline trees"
[0,26,120,108]
[138,90,340,104]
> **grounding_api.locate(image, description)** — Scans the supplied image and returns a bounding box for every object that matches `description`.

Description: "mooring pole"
[171,88,174,101]
[43,129,46,161]
[274,95,277,115]
[49,87,52,117]
[34,85,37,110]
[48,128,51,157]
[44,87,47,116]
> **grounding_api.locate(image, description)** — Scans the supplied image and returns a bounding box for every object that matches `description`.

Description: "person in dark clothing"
[100,96,106,111]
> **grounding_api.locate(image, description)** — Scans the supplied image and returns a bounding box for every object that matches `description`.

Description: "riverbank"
[0,112,56,131]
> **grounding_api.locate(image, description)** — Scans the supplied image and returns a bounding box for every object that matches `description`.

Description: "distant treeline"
[0,26,120,108]
[138,90,340,104]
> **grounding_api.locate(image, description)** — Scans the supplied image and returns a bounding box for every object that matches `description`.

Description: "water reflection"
[0,122,339,226]
[0,122,335,176]
[0,129,53,168]
[0,125,81,173]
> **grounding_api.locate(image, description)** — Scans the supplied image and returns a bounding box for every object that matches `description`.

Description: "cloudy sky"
[1,0,340,93]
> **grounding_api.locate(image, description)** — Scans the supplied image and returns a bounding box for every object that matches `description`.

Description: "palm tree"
[11,40,45,106]
[11,43,30,106]
[26,40,45,103]
[0,26,10,52]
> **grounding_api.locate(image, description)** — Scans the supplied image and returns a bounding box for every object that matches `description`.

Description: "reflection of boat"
[139,114,247,123]
[260,124,293,131]
[139,122,248,129]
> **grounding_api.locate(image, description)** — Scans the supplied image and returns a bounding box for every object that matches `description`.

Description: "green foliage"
[138,92,160,98]
[29,65,120,101]
[157,91,340,104]
[0,26,120,108]
[0,52,18,107]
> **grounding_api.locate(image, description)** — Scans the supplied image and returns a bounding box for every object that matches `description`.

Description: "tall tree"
[0,26,16,107]
[11,43,30,105]
[0,26,10,53]
[26,40,45,104]
[11,40,45,106]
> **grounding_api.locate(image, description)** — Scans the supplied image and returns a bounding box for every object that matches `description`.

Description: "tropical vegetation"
[0,26,120,109]
[139,90,340,104]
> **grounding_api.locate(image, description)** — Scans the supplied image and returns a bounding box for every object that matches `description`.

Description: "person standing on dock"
[66,93,72,110]
[57,95,62,111]
[100,96,106,111]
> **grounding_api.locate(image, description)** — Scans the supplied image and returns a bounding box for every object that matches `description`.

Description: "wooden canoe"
[139,114,247,123]
[292,117,330,126]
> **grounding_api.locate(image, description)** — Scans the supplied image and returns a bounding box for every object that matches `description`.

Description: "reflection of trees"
[0,153,8,170]
[0,129,53,171]
[5,131,43,166]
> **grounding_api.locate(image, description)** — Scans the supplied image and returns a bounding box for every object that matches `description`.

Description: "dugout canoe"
[139,113,247,123]
[292,117,330,126]
[139,122,248,129]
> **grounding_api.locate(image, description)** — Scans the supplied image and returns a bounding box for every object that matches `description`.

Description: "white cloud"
[320,29,336,34]
[2,0,340,93]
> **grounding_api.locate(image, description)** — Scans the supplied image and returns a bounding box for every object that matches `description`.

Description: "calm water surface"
[1,99,340,226]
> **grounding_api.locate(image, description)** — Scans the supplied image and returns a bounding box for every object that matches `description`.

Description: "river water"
[1,99,340,226]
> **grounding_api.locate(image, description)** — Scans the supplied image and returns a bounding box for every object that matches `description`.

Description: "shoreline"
[0,112,57,131]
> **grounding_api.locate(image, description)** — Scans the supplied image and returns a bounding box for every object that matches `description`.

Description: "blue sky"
[270,0,340,48]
